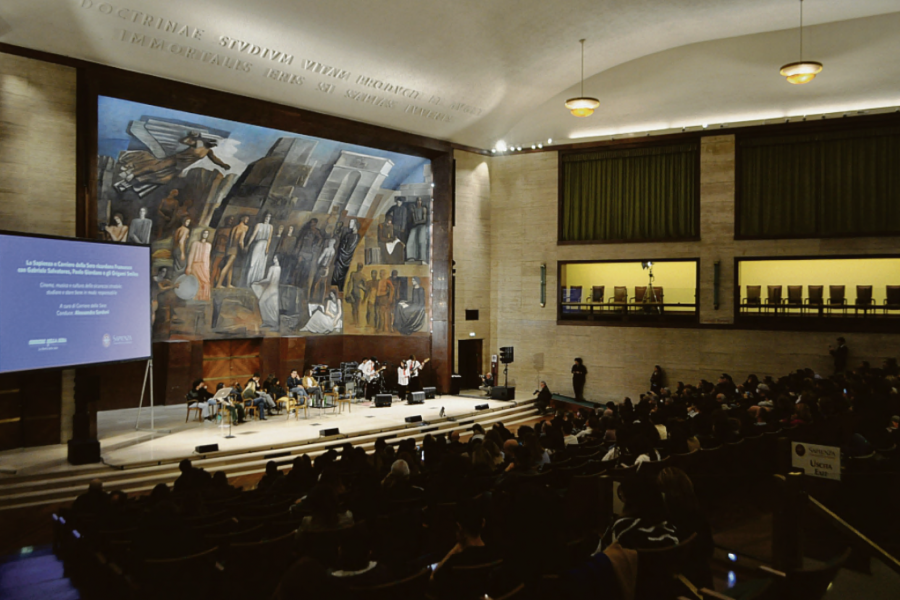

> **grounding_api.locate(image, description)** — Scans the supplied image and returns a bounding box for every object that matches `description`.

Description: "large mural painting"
[96,97,432,341]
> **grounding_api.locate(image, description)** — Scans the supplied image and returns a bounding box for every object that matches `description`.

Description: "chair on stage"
[185,395,203,423]
[287,394,308,420]
[827,285,846,315]
[243,399,259,420]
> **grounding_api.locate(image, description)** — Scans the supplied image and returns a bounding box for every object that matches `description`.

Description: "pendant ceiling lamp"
[565,39,600,117]
[779,0,823,84]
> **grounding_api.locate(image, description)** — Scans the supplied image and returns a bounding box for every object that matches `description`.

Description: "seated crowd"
[60,354,899,599]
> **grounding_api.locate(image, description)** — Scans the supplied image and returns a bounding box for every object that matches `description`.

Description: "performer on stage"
[186,379,216,420]
[359,357,375,399]
[217,382,246,424]
[407,355,429,394]
[287,369,309,405]
[396,359,409,401]
[244,373,275,418]
[302,369,324,406]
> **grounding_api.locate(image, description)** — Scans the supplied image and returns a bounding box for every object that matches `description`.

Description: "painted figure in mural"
[244,213,274,286]
[105,213,129,242]
[345,263,366,326]
[251,256,282,329]
[310,265,330,306]
[365,269,379,328]
[157,189,181,239]
[151,266,177,326]
[186,229,213,301]
[386,197,409,243]
[216,215,249,288]
[378,215,405,264]
[118,132,231,191]
[173,217,192,276]
[210,216,234,285]
[330,219,360,290]
[406,198,429,263]
[301,288,342,334]
[395,276,427,335]
[275,225,296,283]
[292,218,321,288]
[128,207,153,244]
[331,220,344,245]
[268,224,284,268]
[375,269,395,333]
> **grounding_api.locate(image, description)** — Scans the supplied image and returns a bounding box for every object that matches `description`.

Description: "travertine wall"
[0,52,77,236]
[1,51,77,442]
[453,151,493,372]
[455,135,899,402]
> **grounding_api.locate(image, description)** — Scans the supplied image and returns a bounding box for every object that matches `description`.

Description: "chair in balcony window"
[591,285,605,303]
[854,285,873,316]
[884,286,900,314]
[632,286,647,304]
[827,285,846,315]
[805,285,824,315]
[743,285,762,313]
[785,286,803,313]
[765,286,783,314]
[609,286,628,312]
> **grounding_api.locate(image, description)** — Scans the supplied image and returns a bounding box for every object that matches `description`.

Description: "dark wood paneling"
[203,340,232,359]
[279,337,307,380]
[152,341,193,405]
[304,336,343,373]
[259,337,281,380]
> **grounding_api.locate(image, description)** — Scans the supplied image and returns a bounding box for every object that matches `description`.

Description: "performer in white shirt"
[407,355,429,394]
[396,360,410,401]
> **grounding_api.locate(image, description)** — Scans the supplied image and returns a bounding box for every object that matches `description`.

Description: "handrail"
[806,494,900,577]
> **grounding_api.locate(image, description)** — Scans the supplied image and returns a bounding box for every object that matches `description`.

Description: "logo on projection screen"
[102,333,111,348]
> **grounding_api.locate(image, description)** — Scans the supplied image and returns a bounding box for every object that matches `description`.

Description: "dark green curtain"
[739,127,900,237]
[561,144,698,242]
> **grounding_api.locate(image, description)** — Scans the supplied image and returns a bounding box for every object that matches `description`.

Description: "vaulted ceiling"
[3,0,899,149]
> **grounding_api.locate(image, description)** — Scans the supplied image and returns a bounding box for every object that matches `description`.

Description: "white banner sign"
[791,442,841,481]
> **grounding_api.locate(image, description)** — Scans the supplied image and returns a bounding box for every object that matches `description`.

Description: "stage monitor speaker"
[195,443,219,454]
[375,394,392,407]
[491,386,515,400]
[67,439,101,465]
[319,428,340,437]
[409,391,425,404]
[475,404,489,411]
[405,415,423,423]
[423,386,437,399]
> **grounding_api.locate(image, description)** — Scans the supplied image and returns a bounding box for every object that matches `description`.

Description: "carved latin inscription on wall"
[77,0,485,125]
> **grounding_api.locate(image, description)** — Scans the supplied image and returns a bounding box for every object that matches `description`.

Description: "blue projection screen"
[0,232,152,374]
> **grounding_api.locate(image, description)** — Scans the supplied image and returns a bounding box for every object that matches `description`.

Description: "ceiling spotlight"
[702,124,708,129]
[565,39,600,117]
[547,138,553,144]
[491,148,496,153]
[517,146,522,151]
[531,144,536,149]
[780,0,823,84]
[537,143,543,149]
[496,140,508,152]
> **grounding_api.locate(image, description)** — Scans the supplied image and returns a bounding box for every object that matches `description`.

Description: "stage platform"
[0,395,540,510]
[0,395,514,475]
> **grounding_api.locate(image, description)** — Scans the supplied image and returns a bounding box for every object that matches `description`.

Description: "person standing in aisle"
[572,357,587,401]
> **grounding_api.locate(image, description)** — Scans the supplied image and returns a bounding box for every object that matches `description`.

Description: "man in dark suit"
[829,337,849,374]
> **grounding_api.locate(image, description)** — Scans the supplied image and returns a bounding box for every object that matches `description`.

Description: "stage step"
[0,401,540,511]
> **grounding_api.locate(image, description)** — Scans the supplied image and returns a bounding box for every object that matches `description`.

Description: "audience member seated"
[598,475,681,551]
[257,460,285,492]
[534,380,552,414]
[431,499,500,598]
[72,479,109,515]
[658,467,714,588]
[381,459,425,502]
[327,529,391,595]
[298,484,354,533]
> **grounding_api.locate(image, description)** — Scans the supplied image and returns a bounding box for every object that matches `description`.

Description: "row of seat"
[563,285,667,305]
[741,284,900,313]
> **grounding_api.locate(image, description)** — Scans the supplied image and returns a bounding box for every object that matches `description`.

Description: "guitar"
[365,366,386,382]
[410,358,430,377]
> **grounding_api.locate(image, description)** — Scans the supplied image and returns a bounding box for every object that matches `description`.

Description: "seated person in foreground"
[327,529,391,593]
[297,484,354,533]
[598,475,681,551]
[431,499,500,597]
